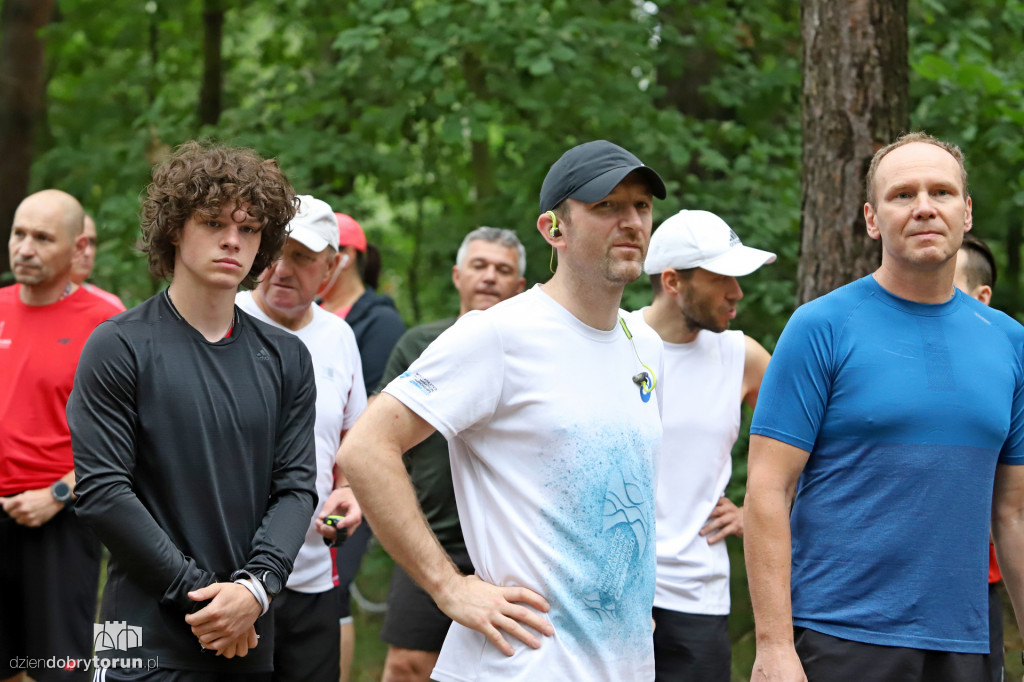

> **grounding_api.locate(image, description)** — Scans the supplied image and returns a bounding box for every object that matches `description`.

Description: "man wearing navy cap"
[340,140,668,681]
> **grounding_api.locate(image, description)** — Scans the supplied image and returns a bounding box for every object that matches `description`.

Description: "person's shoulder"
[960,296,1024,347]
[623,307,650,331]
[0,283,18,305]
[310,304,359,342]
[406,316,458,342]
[74,286,126,321]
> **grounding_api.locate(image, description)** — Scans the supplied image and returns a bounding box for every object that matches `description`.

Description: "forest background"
[2,1,1023,680]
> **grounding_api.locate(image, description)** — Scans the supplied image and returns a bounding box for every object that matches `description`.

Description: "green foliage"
[909,0,1024,318]
[27,2,1024,678]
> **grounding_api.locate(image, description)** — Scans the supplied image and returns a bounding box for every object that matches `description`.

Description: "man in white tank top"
[627,210,774,681]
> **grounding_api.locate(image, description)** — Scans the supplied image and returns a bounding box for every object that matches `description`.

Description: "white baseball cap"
[644,210,776,277]
[286,195,339,253]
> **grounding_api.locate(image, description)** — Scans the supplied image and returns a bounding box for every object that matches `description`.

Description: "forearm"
[244,477,316,586]
[744,485,797,646]
[341,427,459,600]
[74,479,214,610]
[994,488,1024,636]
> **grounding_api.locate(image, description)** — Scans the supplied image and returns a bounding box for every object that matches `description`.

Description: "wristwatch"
[50,481,73,507]
[258,570,282,599]
[230,569,282,600]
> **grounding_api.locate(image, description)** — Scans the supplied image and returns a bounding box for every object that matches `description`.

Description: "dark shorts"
[93,668,272,682]
[334,522,374,622]
[0,506,102,682]
[379,551,474,652]
[989,583,1004,682]
[795,626,990,682]
[271,586,340,682]
[651,607,730,682]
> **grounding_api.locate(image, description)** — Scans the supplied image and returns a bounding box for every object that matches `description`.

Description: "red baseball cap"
[335,213,366,252]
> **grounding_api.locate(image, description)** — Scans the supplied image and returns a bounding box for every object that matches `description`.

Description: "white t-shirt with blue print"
[384,285,664,682]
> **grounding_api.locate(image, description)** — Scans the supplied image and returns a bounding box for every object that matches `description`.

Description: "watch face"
[52,481,71,502]
[262,571,282,596]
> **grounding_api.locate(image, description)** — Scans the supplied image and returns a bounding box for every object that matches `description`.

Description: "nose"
[727,277,743,301]
[274,256,294,278]
[482,265,498,283]
[14,238,35,259]
[220,225,241,251]
[912,193,937,220]
[620,204,644,230]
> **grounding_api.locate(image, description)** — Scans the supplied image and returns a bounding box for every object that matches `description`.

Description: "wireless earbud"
[339,253,350,269]
[547,211,561,238]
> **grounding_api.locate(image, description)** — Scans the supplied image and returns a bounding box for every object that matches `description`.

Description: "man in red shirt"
[0,189,123,682]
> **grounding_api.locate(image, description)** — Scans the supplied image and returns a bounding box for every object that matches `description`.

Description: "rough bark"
[0,0,55,278]
[797,0,908,303]
[198,0,225,127]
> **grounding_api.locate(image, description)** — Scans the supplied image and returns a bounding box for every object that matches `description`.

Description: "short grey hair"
[455,226,526,274]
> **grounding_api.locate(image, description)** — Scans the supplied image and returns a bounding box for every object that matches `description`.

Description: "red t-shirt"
[0,284,122,495]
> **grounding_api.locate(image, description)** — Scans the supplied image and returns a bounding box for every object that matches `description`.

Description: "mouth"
[214,258,242,269]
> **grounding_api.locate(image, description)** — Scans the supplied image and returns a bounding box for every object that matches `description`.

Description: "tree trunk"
[198,0,225,127]
[797,0,908,304]
[0,0,55,278]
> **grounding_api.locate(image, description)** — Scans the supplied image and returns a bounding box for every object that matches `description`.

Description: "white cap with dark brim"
[287,195,339,253]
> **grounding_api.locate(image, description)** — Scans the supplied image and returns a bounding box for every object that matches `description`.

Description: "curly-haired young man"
[68,141,318,680]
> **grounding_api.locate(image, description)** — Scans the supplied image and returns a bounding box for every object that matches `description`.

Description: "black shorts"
[271,586,340,682]
[379,551,474,652]
[651,607,730,682]
[334,522,374,622]
[0,506,102,682]
[988,583,1004,682]
[795,626,990,682]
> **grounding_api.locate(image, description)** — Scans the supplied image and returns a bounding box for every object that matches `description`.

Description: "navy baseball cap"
[539,140,667,214]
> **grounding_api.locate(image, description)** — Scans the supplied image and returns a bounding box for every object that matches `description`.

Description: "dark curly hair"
[141,141,298,289]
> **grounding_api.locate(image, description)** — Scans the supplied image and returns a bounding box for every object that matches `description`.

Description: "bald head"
[16,189,85,238]
[9,190,88,301]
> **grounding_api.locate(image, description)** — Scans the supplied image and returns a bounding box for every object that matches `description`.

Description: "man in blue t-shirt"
[744,132,1024,682]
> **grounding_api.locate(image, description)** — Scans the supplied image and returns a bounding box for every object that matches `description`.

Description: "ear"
[451,263,461,289]
[514,276,526,294]
[537,212,563,248]
[73,232,89,257]
[661,269,681,296]
[975,284,992,305]
[864,202,881,241]
[319,251,342,289]
[963,195,973,233]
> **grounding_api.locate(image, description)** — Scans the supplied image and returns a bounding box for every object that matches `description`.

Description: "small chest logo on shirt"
[256,348,270,361]
[400,371,437,395]
[58,338,72,345]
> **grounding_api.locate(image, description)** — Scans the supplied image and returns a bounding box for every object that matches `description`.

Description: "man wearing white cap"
[236,195,367,682]
[625,210,774,681]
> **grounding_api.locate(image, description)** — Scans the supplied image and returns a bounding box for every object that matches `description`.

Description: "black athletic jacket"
[345,288,405,396]
[68,293,317,672]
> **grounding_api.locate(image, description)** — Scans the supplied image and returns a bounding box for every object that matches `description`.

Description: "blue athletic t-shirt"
[751,274,1024,653]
